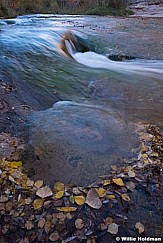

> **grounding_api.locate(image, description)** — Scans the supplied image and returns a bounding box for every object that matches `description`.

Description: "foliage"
[0,0,131,18]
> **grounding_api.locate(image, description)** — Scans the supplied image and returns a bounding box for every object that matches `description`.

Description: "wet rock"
[29,101,138,185]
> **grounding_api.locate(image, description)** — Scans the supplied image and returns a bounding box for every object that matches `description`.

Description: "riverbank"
[0,124,163,242]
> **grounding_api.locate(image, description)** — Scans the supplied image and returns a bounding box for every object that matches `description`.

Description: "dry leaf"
[56,191,64,199]
[19,238,29,243]
[107,223,118,234]
[38,218,45,228]
[97,188,106,197]
[25,198,32,205]
[128,170,136,178]
[25,221,34,230]
[74,195,85,205]
[34,180,44,188]
[45,221,52,234]
[26,179,34,187]
[104,217,113,225]
[33,198,44,210]
[111,165,117,171]
[49,232,60,241]
[106,195,115,200]
[54,182,64,192]
[112,178,124,187]
[135,222,145,234]
[103,180,110,186]
[121,194,130,202]
[36,186,53,198]
[56,207,77,212]
[126,181,135,191]
[100,223,107,231]
[75,218,84,229]
[0,195,8,203]
[85,188,102,209]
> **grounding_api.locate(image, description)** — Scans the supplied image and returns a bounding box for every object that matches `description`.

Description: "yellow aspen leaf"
[97,188,106,197]
[135,222,145,234]
[33,198,44,210]
[112,178,124,186]
[10,161,22,168]
[121,194,130,202]
[54,182,64,192]
[56,207,77,212]
[106,195,115,200]
[55,191,64,199]
[34,180,43,188]
[103,180,110,186]
[74,195,85,205]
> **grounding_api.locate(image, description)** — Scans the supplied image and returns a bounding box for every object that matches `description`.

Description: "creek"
[0,14,163,185]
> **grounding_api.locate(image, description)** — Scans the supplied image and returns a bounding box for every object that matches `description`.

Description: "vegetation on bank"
[0,0,133,18]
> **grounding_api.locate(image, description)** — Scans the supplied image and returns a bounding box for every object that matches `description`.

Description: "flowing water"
[0,14,163,185]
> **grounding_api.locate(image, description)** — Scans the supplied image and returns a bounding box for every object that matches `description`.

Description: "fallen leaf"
[100,223,108,231]
[85,188,102,209]
[112,178,124,187]
[34,180,44,188]
[103,180,110,186]
[97,188,106,197]
[128,170,136,178]
[135,222,145,234]
[107,223,118,234]
[25,221,34,230]
[106,195,115,200]
[38,218,45,228]
[74,195,85,205]
[33,198,44,210]
[111,165,117,171]
[10,161,22,168]
[49,232,60,241]
[0,195,8,203]
[54,182,64,192]
[75,218,84,229]
[69,195,75,203]
[45,221,52,234]
[19,238,29,243]
[56,207,77,212]
[25,198,32,205]
[26,179,34,187]
[56,191,64,199]
[104,217,113,225]
[121,194,130,202]
[126,181,135,191]
[36,186,53,198]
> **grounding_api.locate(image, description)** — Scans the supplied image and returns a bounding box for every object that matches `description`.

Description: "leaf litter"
[0,124,162,242]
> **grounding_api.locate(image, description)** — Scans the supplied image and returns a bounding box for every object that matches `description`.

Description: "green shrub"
[85,6,133,16]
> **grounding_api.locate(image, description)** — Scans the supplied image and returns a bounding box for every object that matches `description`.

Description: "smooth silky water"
[0,15,162,185]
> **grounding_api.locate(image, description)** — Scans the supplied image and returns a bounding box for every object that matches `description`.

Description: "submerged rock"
[28,101,138,185]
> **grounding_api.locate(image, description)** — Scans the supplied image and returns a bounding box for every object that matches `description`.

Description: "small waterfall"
[60,31,163,78]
